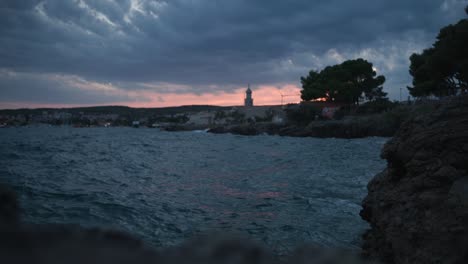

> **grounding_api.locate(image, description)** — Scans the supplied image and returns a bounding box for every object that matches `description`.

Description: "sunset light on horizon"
[1,1,466,108]
[0,83,302,109]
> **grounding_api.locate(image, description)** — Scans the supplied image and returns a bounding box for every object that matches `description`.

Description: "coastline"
[167,100,440,139]
[206,117,398,138]
[360,95,468,263]
[1,96,466,263]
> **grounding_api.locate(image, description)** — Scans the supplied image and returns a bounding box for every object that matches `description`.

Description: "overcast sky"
[0,0,467,108]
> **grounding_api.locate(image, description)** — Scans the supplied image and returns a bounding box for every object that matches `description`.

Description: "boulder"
[360,96,468,264]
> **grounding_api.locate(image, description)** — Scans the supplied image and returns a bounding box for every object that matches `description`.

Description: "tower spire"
[244,83,253,107]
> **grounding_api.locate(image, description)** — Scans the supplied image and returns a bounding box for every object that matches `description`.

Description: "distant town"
[0,87,419,136]
[0,85,349,131]
[0,104,224,128]
[0,88,291,129]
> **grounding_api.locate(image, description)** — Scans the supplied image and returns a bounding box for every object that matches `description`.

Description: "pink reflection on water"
[257,192,281,199]
[211,183,249,198]
[210,183,285,202]
[198,204,215,212]
[273,182,289,188]
[220,210,276,220]
[252,212,275,218]
[255,163,291,175]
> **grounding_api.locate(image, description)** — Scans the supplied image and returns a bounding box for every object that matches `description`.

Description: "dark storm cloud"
[0,0,467,100]
[0,70,149,104]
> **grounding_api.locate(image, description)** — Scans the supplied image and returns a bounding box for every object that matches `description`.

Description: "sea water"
[0,126,387,254]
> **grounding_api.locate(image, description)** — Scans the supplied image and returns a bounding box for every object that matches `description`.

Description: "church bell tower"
[244,84,253,107]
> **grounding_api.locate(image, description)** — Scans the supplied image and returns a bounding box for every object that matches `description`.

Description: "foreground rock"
[360,95,468,263]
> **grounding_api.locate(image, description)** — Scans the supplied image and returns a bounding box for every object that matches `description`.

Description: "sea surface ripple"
[0,126,388,254]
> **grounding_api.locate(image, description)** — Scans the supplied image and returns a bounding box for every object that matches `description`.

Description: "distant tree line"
[408,6,468,97]
[300,6,468,102]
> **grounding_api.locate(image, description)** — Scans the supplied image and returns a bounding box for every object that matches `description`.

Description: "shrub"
[285,104,321,125]
[356,99,398,115]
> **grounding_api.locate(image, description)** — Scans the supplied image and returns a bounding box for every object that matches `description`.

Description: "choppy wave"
[0,126,388,254]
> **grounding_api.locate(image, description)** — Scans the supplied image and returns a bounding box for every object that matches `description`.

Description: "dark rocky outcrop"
[276,117,397,138]
[0,185,19,229]
[208,125,261,136]
[208,123,286,136]
[360,95,468,263]
[208,112,404,138]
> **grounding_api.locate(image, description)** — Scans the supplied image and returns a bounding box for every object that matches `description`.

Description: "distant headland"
[0,96,444,139]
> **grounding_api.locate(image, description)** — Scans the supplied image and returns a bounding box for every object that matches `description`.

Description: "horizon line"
[0,103,300,111]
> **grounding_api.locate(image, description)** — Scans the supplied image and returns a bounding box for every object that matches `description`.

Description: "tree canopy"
[300,59,386,105]
[408,9,468,97]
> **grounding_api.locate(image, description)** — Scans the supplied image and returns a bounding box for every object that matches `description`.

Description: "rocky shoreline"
[207,117,399,138]
[360,95,468,263]
[206,103,432,138]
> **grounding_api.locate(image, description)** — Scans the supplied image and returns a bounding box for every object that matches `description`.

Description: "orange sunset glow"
[0,84,302,109]
[126,84,303,108]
